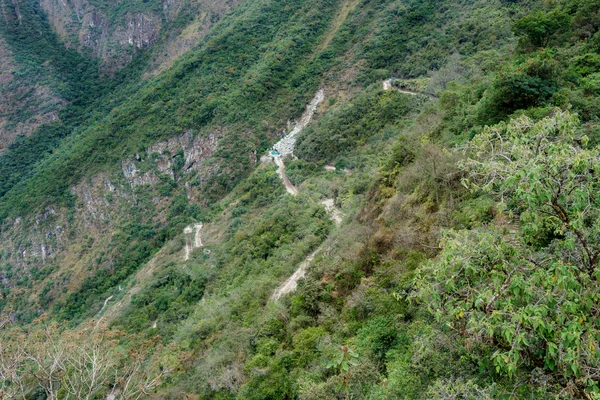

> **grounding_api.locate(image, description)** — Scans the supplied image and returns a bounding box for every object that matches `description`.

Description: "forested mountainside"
[2,0,600,398]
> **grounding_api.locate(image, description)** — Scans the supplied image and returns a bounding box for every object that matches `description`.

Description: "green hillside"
[2,0,600,398]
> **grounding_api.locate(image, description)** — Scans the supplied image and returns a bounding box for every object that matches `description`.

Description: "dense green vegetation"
[0,0,345,218]
[4,0,600,398]
[296,90,424,165]
[418,111,600,396]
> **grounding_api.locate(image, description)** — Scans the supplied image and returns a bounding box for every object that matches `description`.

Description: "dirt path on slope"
[274,156,299,196]
[272,251,316,300]
[383,79,438,100]
[271,89,324,195]
[321,199,343,225]
[272,200,344,299]
[184,239,192,261]
[194,223,204,247]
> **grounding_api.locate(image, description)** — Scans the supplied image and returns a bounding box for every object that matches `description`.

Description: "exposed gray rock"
[272,89,324,157]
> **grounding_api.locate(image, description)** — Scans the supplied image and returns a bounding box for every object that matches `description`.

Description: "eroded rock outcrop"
[123,131,221,185]
[38,0,242,73]
[39,0,165,71]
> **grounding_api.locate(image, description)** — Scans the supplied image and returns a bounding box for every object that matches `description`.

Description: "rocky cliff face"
[122,130,221,186]
[39,0,241,73]
[0,130,222,315]
[0,0,240,153]
[40,0,165,71]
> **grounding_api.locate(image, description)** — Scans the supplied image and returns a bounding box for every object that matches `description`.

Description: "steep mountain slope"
[0,0,356,323]
[3,0,600,398]
[0,0,243,156]
[0,36,64,151]
[39,0,243,73]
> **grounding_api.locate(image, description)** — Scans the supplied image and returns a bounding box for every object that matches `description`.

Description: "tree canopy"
[513,10,571,48]
[416,110,600,397]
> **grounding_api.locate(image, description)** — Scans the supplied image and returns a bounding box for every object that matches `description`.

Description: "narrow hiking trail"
[274,156,299,196]
[383,79,438,100]
[194,223,204,247]
[272,251,316,300]
[271,199,343,300]
[270,90,353,300]
[270,89,325,196]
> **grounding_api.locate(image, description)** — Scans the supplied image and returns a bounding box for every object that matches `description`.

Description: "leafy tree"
[513,10,571,48]
[416,111,600,397]
[327,346,360,398]
[478,52,559,124]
